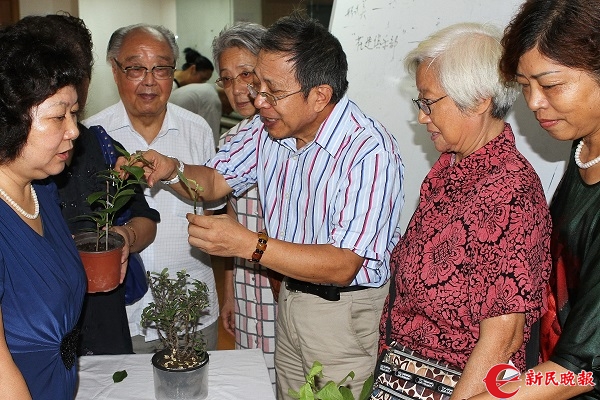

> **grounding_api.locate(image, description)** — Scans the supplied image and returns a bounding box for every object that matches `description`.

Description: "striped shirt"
[208,96,404,287]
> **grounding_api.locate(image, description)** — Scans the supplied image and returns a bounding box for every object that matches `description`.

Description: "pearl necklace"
[574,140,600,169]
[0,185,39,219]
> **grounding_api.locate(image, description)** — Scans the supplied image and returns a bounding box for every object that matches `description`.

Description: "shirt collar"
[278,95,351,157]
[442,122,515,173]
[115,100,177,142]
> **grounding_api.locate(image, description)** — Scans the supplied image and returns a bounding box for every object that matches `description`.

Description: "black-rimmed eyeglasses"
[247,84,303,107]
[412,95,447,115]
[113,58,175,81]
[216,71,255,88]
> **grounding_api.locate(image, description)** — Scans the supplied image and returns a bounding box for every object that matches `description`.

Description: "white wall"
[174,0,262,76]
[174,0,232,78]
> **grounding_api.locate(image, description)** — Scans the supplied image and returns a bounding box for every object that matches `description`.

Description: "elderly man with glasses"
[83,23,224,354]
[131,13,404,399]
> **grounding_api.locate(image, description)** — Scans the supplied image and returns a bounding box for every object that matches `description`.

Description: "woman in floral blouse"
[379,22,553,400]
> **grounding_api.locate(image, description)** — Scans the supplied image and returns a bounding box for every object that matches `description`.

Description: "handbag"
[371,266,462,400]
[89,125,148,305]
[371,341,462,400]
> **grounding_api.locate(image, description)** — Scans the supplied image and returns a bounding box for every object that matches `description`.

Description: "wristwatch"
[161,158,184,185]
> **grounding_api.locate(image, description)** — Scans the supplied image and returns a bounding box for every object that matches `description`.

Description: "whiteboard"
[330,0,570,231]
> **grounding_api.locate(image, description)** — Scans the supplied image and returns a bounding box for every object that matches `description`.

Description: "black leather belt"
[286,278,370,301]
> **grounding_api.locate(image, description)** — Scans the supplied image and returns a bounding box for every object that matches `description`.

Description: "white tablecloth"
[76,349,276,400]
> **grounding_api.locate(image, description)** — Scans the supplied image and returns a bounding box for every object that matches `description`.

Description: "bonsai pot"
[75,231,124,293]
[151,349,209,400]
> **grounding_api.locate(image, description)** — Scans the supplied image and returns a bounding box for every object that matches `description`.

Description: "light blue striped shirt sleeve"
[208,96,404,287]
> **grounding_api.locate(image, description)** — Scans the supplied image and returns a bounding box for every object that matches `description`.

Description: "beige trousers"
[275,281,389,399]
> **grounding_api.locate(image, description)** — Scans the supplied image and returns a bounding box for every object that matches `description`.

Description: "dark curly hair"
[0,17,85,164]
[500,0,600,83]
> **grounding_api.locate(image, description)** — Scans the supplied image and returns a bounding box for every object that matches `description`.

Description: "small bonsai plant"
[289,361,374,400]
[141,268,210,369]
[81,146,150,251]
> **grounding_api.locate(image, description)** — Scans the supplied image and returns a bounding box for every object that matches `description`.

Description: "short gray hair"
[405,22,518,119]
[106,23,179,64]
[211,22,266,71]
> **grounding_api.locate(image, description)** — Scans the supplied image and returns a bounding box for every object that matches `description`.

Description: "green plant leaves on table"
[112,370,128,383]
[289,361,373,400]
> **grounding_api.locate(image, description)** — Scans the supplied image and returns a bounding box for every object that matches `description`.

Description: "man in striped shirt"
[138,12,404,399]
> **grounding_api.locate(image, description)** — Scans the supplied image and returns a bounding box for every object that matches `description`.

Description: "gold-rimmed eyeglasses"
[412,95,448,115]
[113,58,175,81]
[216,71,255,88]
[246,83,303,107]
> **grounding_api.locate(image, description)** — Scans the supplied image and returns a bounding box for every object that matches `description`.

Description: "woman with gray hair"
[378,22,552,399]
[212,22,279,386]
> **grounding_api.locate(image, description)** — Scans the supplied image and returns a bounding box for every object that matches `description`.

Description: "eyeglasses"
[246,84,303,107]
[412,95,448,115]
[216,71,255,88]
[113,58,175,81]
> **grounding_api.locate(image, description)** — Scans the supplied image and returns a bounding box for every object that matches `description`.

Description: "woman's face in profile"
[21,85,79,179]
[516,47,600,142]
[415,62,476,158]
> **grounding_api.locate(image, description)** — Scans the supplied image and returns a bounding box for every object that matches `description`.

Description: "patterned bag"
[371,341,461,400]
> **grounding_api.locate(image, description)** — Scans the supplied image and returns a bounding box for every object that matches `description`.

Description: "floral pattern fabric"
[380,124,552,371]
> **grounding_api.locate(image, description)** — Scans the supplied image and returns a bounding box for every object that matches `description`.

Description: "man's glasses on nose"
[216,71,255,88]
[412,95,447,115]
[113,58,175,81]
[247,83,303,107]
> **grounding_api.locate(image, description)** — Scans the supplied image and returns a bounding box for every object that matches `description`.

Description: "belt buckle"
[316,285,340,301]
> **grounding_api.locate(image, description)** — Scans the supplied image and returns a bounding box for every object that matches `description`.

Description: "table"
[76,349,276,400]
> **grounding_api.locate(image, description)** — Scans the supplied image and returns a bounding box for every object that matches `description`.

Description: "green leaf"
[339,386,355,400]
[121,164,146,180]
[337,370,355,387]
[298,383,316,400]
[316,381,344,400]
[87,191,107,205]
[358,374,374,400]
[112,370,128,383]
[113,144,131,158]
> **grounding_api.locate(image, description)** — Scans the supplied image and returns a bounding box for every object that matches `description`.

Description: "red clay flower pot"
[75,231,124,293]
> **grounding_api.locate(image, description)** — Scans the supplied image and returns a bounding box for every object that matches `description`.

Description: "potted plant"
[141,268,210,400]
[74,147,149,292]
[290,361,374,400]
